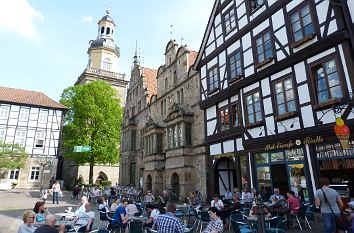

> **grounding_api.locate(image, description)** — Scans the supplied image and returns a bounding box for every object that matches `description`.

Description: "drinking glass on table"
[68,207,72,212]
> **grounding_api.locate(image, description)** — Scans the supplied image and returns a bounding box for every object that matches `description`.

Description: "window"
[138,101,141,112]
[30,167,40,180]
[231,102,241,127]
[0,105,10,119]
[131,130,136,150]
[173,70,177,84]
[229,51,243,81]
[161,100,167,115]
[180,89,184,104]
[102,58,112,71]
[219,107,230,131]
[246,91,262,125]
[255,30,273,65]
[0,128,5,143]
[173,125,178,148]
[38,110,48,123]
[312,57,343,105]
[15,129,26,147]
[19,108,30,121]
[165,78,168,89]
[223,8,236,34]
[290,3,314,44]
[132,106,135,116]
[249,0,264,12]
[208,66,219,91]
[274,77,296,116]
[35,131,45,148]
[177,89,184,105]
[9,169,19,179]
[167,123,190,149]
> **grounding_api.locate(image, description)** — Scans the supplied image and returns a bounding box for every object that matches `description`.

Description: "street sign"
[73,146,91,152]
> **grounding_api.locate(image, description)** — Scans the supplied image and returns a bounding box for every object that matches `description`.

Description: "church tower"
[76,10,128,106]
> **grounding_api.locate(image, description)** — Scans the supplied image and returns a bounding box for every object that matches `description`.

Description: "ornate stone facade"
[120,40,207,201]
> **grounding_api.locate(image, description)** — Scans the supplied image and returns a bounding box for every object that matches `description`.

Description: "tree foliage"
[60,81,123,183]
[0,142,28,170]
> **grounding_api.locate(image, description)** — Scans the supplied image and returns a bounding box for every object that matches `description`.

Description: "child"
[41,189,48,204]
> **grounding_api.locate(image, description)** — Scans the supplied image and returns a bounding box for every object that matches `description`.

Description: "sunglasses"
[28,216,35,219]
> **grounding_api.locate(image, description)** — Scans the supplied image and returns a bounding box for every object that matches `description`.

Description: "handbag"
[59,191,63,197]
[320,188,346,232]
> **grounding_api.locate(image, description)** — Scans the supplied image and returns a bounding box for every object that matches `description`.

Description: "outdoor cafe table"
[246,215,272,228]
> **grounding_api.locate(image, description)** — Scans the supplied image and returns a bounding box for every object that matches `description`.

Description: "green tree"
[60,81,123,183]
[0,142,28,170]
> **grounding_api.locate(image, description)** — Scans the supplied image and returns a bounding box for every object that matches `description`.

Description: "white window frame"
[9,169,20,180]
[15,129,27,147]
[102,58,112,71]
[35,131,46,148]
[19,108,30,122]
[0,105,10,119]
[38,110,48,123]
[29,167,40,181]
[0,128,5,143]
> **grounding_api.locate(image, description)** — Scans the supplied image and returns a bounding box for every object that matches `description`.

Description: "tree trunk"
[89,155,94,184]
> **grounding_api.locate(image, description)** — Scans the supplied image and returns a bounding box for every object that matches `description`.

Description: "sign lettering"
[265,136,324,151]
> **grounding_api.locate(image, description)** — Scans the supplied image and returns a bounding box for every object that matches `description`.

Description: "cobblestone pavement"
[0,189,325,233]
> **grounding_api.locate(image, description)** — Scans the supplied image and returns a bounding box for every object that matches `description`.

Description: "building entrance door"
[270,164,289,196]
[215,157,236,196]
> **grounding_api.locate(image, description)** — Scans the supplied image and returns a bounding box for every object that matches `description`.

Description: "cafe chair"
[230,213,250,229]
[145,227,157,233]
[265,216,287,233]
[197,211,210,233]
[129,220,143,233]
[289,207,303,231]
[187,208,198,224]
[98,209,114,230]
[230,220,252,233]
[67,221,94,232]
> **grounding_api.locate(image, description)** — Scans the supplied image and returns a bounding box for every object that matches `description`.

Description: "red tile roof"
[142,67,157,102]
[0,86,66,110]
[188,51,198,66]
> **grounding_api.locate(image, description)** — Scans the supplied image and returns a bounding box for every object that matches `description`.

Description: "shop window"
[245,91,262,126]
[257,166,271,191]
[219,107,230,131]
[228,50,243,82]
[223,7,236,35]
[311,57,344,106]
[254,30,273,66]
[207,66,219,92]
[289,3,314,46]
[270,152,285,162]
[255,153,269,165]
[274,77,296,117]
[239,155,248,178]
[285,148,304,161]
[288,164,309,202]
[231,102,241,127]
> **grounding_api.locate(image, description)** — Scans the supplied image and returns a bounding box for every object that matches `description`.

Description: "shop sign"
[265,136,324,151]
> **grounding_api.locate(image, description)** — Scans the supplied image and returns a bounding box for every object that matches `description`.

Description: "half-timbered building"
[195,0,354,200]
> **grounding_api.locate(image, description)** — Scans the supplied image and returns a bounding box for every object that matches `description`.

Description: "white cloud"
[81,16,93,24]
[0,0,43,41]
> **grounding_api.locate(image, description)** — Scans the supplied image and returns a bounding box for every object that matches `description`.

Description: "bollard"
[255,199,266,233]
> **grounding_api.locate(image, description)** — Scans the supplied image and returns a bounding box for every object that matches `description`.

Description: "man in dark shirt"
[34,214,65,233]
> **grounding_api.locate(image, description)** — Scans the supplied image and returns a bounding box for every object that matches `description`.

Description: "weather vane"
[170,25,173,39]
[105,0,112,14]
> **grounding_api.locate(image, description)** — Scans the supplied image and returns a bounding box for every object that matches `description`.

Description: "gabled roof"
[0,86,66,110]
[193,0,220,70]
[141,67,157,102]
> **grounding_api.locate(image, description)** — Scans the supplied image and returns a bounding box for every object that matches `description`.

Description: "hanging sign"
[334,117,350,149]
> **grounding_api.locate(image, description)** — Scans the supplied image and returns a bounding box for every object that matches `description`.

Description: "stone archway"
[171,173,180,200]
[95,171,108,184]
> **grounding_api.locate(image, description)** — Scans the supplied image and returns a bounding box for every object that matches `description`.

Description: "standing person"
[18,210,36,233]
[241,175,249,192]
[315,177,344,233]
[41,189,48,204]
[51,180,61,204]
[202,207,223,233]
[33,214,65,233]
[153,202,184,233]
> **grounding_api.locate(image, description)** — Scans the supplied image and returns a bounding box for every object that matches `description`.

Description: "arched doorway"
[214,157,237,196]
[146,175,152,192]
[95,171,108,184]
[171,173,180,200]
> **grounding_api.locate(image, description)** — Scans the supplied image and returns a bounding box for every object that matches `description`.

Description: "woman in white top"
[51,180,61,204]
[110,197,121,212]
[18,210,36,233]
[75,196,88,215]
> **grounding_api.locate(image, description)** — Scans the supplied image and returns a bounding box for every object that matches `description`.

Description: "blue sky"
[0,0,214,102]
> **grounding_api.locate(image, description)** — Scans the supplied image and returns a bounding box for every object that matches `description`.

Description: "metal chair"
[98,209,113,230]
[265,216,287,233]
[230,220,253,233]
[129,220,143,233]
[197,211,210,233]
[289,207,302,231]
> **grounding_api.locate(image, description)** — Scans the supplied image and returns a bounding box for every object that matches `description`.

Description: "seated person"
[241,189,253,203]
[98,197,109,213]
[144,191,155,202]
[269,188,285,202]
[126,201,139,217]
[187,190,201,207]
[249,203,270,217]
[111,199,129,233]
[143,204,160,229]
[158,190,170,207]
[110,198,121,212]
[34,214,65,233]
[18,210,36,233]
[33,201,50,223]
[74,196,88,216]
[251,188,261,200]
[223,194,241,221]
[233,188,242,199]
[72,203,95,232]
[211,194,224,211]
[202,207,223,233]
[224,188,233,200]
